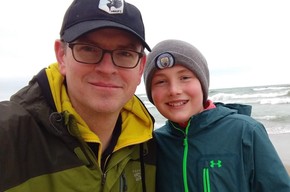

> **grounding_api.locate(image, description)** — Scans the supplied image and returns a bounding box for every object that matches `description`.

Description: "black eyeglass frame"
[67,43,144,69]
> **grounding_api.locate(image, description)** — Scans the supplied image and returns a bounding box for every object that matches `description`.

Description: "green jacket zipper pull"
[203,161,211,192]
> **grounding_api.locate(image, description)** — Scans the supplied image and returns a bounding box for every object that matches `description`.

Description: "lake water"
[138,84,290,135]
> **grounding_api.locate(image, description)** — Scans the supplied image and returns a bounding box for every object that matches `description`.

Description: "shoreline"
[269,133,290,174]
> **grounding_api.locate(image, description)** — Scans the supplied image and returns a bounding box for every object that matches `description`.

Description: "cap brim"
[62,20,151,51]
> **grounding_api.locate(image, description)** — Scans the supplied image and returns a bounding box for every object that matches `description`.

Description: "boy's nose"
[168,83,182,96]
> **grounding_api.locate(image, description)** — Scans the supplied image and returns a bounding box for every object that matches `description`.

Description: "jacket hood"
[45,63,154,148]
[167,102,252,136]
[215,102,252,116]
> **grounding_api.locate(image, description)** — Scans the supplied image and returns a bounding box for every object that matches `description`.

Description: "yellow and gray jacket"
[0,63,156,192]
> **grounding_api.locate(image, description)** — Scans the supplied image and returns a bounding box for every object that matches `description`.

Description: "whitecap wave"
[253,86,290,91]
[259,98,290,105]
[210,91,290,104]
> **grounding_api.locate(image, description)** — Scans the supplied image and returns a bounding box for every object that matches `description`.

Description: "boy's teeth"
[168,101,185,106]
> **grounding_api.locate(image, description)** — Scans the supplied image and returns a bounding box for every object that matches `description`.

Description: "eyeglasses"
[68,43,144,69]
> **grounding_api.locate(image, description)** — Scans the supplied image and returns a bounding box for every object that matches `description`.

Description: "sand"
[269,133,290,175]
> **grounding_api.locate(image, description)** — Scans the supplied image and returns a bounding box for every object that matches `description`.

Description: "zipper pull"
[183,137,187,146]
[121,173,128,192]
[102,172,107,186]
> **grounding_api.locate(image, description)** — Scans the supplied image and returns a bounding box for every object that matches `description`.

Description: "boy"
[144,39,290,192]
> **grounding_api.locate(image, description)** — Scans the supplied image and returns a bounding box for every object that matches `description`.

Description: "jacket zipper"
[120,173,128,192]
[64,112,108,191]
[203,162,211,192]
[171,121,191,192]
[100,172,107,191]
[101,155,112,191]
[102,172,107,185]
[182,121,191,192]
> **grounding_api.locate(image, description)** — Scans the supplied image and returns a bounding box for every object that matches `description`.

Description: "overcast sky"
[0,0,289,97]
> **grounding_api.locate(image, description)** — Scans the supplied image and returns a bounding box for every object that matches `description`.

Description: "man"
[0,0,156,191]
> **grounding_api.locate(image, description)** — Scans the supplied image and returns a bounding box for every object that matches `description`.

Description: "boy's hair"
[144,39,209,105]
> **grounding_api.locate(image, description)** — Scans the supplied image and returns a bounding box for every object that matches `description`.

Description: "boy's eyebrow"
[153,71,167,77]
[152,74,164,79]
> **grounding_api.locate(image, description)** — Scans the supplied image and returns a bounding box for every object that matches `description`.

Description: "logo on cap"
[99,0,124,14]
[156,52,175,69]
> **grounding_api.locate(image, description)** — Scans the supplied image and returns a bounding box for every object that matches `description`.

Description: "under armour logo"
[210,160,222,168]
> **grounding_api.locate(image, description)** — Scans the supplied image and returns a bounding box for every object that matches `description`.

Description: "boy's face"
[151,65,204,124]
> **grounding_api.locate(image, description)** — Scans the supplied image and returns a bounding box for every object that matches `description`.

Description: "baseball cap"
[60,0,151,51]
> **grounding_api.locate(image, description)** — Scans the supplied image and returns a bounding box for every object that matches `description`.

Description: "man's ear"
[139,54,147,75]
[136,54,146,85]
[54,40,66,75]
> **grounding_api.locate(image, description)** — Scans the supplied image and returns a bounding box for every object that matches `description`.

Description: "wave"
[142,100,155,109]
[254,115,288,121]
[254,115,277,121]
[253,86,290,91]
[254,115,290,134]
[210,91,290,104]
[260,98,290,105]
[267,127,290,135]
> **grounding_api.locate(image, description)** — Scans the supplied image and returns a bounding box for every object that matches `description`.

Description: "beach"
[269,133,290,175]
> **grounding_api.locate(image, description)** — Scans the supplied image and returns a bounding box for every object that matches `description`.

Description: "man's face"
[57,28,145,116]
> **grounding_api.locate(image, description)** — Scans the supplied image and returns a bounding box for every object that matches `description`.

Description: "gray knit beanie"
[144,39,209,105]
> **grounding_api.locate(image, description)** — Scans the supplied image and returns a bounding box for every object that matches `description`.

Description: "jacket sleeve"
[252,122,290,191]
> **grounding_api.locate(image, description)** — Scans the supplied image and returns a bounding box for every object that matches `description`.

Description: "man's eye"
[116,50,134,58]
[82,46,97,52]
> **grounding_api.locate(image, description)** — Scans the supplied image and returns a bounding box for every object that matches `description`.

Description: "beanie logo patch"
[155,52,175,69]
[99,0,124,14]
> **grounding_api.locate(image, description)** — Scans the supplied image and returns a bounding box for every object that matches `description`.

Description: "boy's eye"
[152,79,166,85]
[180,76,190,80]
[155,80,164,84]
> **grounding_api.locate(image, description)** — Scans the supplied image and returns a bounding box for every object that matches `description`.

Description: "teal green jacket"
[155,102,290,192]
[0,68,156,192]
